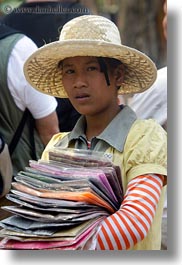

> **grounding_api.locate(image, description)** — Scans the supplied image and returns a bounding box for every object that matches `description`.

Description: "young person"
[24,15,167,250]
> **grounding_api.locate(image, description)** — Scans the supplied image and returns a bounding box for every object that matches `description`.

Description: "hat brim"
[24,40,157,98]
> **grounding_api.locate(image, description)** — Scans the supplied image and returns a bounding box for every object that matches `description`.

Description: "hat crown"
[59,15,122,45]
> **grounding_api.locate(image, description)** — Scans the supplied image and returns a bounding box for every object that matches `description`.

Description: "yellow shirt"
[41,106,167,250]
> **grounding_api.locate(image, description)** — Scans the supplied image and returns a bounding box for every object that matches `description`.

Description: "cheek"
[62,78,72,93]
[93,88,113,105]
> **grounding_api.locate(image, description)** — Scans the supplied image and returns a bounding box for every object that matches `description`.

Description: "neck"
[85,105,121,141]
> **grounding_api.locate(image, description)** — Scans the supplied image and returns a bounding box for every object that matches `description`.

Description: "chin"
[73,106,92,115]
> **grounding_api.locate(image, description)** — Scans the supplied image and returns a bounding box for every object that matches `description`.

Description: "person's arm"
[0,136,13,198]
[35,111,59,146]
[96,174,164,250]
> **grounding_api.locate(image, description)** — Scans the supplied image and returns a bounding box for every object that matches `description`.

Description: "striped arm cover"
[96,174,164,250]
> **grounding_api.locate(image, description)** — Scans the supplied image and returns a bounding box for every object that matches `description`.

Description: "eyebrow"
[62,63,73,69]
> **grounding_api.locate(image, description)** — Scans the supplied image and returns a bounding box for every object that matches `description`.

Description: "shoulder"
[124,118,167,160]
[157,66,167,78]
[41,132,69,161]
[127,119,167,143]
[153,66,167,92]
[132,118,166,130]
[7,36,56,115]
[9,35,37,71]
[11,35,37,60]
[123,119,167,180]
[125,119,167,162]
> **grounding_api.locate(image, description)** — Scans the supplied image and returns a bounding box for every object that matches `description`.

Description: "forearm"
[96,174,164,250]
[35,111,59,146]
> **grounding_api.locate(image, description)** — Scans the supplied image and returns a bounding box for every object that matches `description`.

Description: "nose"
[73,72,87,89]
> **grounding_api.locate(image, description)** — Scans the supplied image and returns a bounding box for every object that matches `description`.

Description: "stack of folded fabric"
[0,148,123,250]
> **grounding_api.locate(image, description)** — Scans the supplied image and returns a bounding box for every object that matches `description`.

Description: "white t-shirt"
[7,36,57,119]
[129,67,167,126]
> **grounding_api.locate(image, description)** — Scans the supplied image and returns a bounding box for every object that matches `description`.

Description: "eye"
[63,69,75,75]
[87,66,99,71]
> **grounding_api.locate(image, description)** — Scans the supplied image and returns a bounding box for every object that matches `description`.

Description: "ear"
[114,64,125,86]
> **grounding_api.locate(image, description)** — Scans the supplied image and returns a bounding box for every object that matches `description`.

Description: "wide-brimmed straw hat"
[24,15,157,98]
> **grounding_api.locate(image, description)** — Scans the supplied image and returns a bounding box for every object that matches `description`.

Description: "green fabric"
[66,105,136,152]
[0,33,44,176]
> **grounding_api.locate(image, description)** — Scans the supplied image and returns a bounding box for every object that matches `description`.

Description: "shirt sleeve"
[96,174,164,250]
[123,119,167,184]
[7,36,57,119]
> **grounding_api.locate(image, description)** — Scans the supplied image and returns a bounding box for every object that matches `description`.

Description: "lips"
[75,93,90,99]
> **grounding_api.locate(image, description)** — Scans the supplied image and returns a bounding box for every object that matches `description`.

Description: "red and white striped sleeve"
[96,174,164,250]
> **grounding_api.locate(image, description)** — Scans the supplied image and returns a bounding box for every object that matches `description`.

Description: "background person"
[0,23,59,221]
[2,0,91,132]
[0,23,59,176]
[129,66,167,130]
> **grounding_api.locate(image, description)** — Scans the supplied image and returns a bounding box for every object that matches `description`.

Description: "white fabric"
[7,36,57,119]
[129,67,167,126]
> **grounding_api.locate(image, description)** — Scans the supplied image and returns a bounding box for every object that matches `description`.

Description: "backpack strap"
[0,23,20,40]
[9,108,37,160]
[8,109,29,155]
[26,111,37,160]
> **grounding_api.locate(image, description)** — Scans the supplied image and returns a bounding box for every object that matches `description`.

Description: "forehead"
[62,56,98,66]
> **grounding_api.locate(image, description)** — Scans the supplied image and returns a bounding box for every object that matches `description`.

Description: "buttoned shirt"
[42,105,167,183]
[41,105,167,250]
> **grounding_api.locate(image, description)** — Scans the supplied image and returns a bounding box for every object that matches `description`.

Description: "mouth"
[75,93,90,101]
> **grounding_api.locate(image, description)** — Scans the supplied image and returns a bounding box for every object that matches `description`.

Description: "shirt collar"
[68,105,137,152]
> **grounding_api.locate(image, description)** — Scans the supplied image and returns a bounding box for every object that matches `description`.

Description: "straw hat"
[24,15,157,98]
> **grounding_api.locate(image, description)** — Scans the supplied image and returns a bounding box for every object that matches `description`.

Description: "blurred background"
[0,0,166,68]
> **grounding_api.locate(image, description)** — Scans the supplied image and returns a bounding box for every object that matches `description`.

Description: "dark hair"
[104,58,122,69]
[98,57,122,87]
[58,57,122,69]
